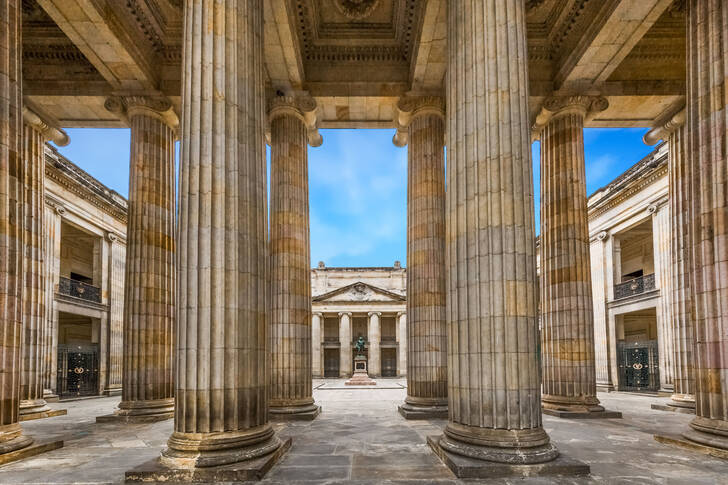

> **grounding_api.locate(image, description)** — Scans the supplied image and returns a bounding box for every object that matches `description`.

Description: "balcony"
[614,273,656,300]
[59,277,101,304]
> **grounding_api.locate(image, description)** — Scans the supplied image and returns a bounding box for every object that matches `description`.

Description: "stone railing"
[614,273,656,300]
[59,276,102,304]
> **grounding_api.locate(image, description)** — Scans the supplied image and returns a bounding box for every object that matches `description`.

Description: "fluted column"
[339,312,352,377]
[431,0,560,468]
[397,312,407,377]
[156,0,285,473]
[99,96,177,423]
[681,0,728,451]
[20,108,68,418]
[312,313,322,378]
[367,312,381,377]
[534,96,619,419]
[268,95,321,420]
[0,0,33,456]
[395,97,447,419]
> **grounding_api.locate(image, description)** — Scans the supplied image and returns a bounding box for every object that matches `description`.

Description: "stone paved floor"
[0,379,726,484]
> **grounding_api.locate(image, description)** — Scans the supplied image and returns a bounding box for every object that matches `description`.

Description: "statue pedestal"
[345,355,376,386]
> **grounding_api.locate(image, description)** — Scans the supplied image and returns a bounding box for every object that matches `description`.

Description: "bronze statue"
[355,336,366,355]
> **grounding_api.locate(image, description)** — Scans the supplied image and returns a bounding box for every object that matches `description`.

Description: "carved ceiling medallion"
[335,0,381,20]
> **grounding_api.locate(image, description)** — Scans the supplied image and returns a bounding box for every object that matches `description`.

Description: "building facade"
[43,146,127,400]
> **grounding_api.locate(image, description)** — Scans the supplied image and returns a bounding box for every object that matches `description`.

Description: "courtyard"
[1,382,726,484]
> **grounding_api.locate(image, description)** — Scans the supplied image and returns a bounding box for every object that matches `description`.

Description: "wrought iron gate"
[618,340,659,392]
[57,344,99,398]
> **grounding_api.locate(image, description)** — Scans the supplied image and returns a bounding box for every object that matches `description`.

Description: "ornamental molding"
[531,95,608,140]
[334,0,381,20]
[105,95,179,131]
[597,231,609,241]
[588,162,668,221]
[392,96,445,147]
[266,93,323,147]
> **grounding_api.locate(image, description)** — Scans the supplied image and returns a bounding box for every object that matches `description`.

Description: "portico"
[2,0,727,482]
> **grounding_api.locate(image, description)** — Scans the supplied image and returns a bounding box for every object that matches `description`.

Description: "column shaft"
[540,106,603,414]
[19,123,49,416]
[312,313,322,378]
[113,105,176,422]
[653,202,674,392]
[440,0,557,464]
[400,103,447,418]
[0,0,33,454]
[269,108,318,419]
[668,123,695,409]
[398,313,407,376]
[368,312,381,376]
[163,0,282,468]
[339,313,351,376]
[682,0,728,450]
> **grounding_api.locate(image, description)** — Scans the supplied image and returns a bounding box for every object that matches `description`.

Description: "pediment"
[313,282,405,303]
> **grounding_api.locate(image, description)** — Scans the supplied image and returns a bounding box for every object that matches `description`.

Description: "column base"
[651,395,696,415]
[97,398,175,424]
[43,390,60,402]
[654,432,728,460]
[269,402,321,422]
[19,409,68,422]
[398,397,448,420]
[126,437,291,482]
[19,399,51,415]
[542,396,620,419]
[103,387,122,397]
[427,435,589,479]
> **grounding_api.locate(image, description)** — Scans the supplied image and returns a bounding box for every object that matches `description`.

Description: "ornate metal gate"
[57,344,99,398]
[618,340,659,392]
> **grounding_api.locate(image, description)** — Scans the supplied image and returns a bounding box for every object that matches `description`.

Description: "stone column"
[674,0,728,452]
[429,1,573,474]
[0,0,34,457]
[312,313,322,378]
[534,96,619,419]
[651,201,675,393]
[395,96,447,419]
[19,108,68,419]
[339,312,352,377]
[644,110,695,413]
[104,232,124,396]
[268,95,321,420]
[140,1,287,477]
[98,96,178,423]
[367,312,381,377]
[397,312,407,377]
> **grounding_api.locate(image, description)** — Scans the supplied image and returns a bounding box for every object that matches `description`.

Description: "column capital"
[367,311,382,318]
[643,107,686,145]
[313,312,323,318]
[393,95,445,147]
[396,311,406,318]
[338,311,352,318]
[267,93,322,147]
[23,106,69,146]
[105,95,179,131]
[531,95,608,140]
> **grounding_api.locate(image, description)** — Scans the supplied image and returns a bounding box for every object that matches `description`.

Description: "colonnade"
[0,0,727,478]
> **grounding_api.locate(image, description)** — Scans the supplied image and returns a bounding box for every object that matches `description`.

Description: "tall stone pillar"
[20,108,68,419]
[395,97,447,419]
[669,0,728,453]
[428,1,588,477]
[268,95,321,420]
[645,109,695,413]
[98,96,177,423]
[397,312,407,377]
[339,312,352,377]
[534,96,620,419]
[367,312,381,377]
[128,1,289,479]
[312,313,322,378]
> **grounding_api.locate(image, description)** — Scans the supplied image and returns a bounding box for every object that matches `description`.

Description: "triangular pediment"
[313,282,405,303]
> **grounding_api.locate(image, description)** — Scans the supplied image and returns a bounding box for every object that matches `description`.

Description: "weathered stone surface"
[399,97,448,421]
[18,409,67,422]
[443,0,557,465]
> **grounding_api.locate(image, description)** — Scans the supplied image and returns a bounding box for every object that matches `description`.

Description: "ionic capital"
[532,96,608,140]
[368,311,382,318]
[267,93,323,147]
[313,312,324,318]
[23,106,69,146]
[392,96,445,147]
[643,107,686,145]
[105,95,179,131]
[596,231,609,242]
[338,311,352,318]
[396,311,406,318]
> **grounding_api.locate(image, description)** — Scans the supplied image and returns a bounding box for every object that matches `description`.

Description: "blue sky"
[56,127,656,268]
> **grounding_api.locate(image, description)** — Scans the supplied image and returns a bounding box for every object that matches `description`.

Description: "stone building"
[42,145,127,401]
[3,0,727,481]
[311,263,407,379]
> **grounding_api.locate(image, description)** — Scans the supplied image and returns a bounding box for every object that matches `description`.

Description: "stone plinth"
[345,356,376,386]
[0,438,64,467]
[19,409,67,422]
